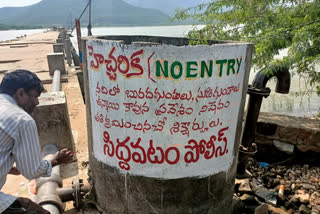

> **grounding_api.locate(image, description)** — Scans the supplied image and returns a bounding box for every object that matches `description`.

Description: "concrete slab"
[33,91,75,153]
[47,53,66,75]
[53,43,64,53]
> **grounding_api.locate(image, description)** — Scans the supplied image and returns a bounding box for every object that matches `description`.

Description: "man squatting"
[0,70,74,214]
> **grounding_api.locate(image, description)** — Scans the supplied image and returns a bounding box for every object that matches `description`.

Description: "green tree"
[174,0,320,94]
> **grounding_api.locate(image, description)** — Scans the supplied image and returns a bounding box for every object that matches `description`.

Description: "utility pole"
[87,0,92,36]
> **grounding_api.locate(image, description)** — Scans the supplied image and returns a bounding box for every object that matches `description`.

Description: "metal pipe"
[252,66,290,94]
[42,204,61,214]
[241,67,290,149]
[238,67,290,174]
[37,144,64,214]
[87,0,92,36]
[51,70,61,92]
[35,144,90,212]
[57,187,74,202]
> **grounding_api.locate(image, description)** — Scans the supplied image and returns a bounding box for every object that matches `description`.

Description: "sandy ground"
[0,31,97,213]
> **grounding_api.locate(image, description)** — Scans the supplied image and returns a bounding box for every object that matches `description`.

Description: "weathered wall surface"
[255,112,320,152]
[33,91,75,152]
[82,36,254,213]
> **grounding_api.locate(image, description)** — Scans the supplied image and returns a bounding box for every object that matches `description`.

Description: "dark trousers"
[3,200,28,214]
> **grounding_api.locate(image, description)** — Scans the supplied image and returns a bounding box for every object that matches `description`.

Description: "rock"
[291,183,296,191]
[240,194,255,202]
[273,178,280,186]
[296,190,305,194]
[237,179,252,193]
[287,208,294,214]
[276,168,284,175]
[306,171,311,177]
[289,173,296,180]
[303,164,310,170]
[294,192,310,204]
[295,170,302,174]
[255,204,269,214]
[289,196,298,204]
[273,140,295,154]
[267,204,288,214]
[302,183,316,191]
[299,204,311,214]
[285,180,292,186]
[310,177,319,183]
[310,192,320,206]
[280,206,287,211]
[312,205,320,214]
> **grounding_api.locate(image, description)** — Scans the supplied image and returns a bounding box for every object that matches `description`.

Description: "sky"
[0,0,41,8]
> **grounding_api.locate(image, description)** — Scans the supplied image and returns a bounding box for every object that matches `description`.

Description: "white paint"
[86,39,250,179]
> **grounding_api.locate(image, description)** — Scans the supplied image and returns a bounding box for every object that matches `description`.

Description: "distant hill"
[0,0,171,27]
[0,7,30,21]
[123,0,210,16]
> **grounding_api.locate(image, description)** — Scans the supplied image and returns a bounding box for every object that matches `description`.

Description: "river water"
[1,26,319,117]
[0,29,46,42]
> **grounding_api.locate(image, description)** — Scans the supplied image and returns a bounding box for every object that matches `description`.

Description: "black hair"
[0,69,44,96]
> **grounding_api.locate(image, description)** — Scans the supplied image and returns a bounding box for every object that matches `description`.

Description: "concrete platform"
[0,31,59,82]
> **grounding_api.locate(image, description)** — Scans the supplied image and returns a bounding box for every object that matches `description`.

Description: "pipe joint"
[36,174,63,189]
[247,85,271,98]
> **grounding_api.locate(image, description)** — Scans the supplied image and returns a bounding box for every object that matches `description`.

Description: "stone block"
[32,91,75,152]
[47,53,66,75]
[256,122,278,136]
[53,43,64,54]
[56,38,63,44]
[273,140,294,154]
[255,204,268,214]
[257,112,320,152]
[65,39,72,65]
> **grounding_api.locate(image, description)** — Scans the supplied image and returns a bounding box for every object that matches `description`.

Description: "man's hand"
[9,197,50,214]
[8,167,21,175]
[47,148,74,167]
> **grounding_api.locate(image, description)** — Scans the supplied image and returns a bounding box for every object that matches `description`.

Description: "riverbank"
[0,30,93,213]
